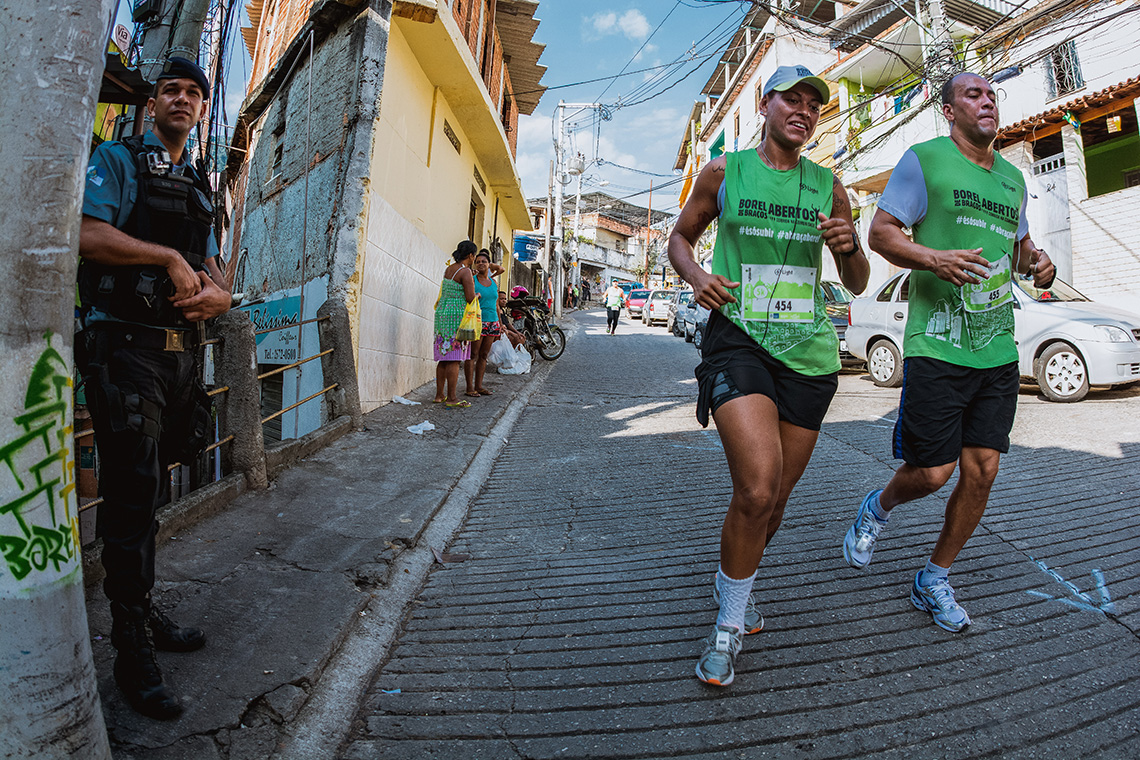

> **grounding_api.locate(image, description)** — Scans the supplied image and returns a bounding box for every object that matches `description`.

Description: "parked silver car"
[667,290,694,336]
[682,300,711,346]
[642,288,675,326]
[846,271,1140,402]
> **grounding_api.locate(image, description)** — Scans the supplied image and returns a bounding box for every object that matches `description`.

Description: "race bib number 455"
[962,254,1013,313]
[741,264,816,323]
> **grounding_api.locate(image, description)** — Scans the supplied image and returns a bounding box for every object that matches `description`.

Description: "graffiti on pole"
[0,335,78,585]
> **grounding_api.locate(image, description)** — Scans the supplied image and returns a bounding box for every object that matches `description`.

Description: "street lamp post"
[552,101,608,318]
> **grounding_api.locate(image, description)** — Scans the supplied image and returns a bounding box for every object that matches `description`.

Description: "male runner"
[841,72,1054,632]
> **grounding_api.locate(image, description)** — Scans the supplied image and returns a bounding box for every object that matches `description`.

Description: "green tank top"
[905,137,1025,367]
[712,148,838,375]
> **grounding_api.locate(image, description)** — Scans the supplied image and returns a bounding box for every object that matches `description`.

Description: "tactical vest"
[78,134,215,328]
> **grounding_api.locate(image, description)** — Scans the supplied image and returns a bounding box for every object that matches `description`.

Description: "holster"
[76,329,163,441]
[167,380,212,463]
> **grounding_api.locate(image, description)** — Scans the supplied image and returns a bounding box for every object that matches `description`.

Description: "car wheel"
[693,325,703,350]
[867,339,902,388]
[1036,342,1089,402]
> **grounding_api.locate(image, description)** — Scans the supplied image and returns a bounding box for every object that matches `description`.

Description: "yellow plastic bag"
[456,299,481,342]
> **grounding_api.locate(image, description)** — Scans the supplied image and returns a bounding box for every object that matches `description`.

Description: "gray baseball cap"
[762,65,829,103]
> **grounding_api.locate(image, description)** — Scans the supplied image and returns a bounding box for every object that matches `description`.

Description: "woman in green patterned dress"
[433,241,477,406]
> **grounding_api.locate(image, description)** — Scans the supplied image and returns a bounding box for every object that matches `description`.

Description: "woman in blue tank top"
[465,249,506,396]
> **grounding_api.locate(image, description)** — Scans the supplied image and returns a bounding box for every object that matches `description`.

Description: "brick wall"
[502,68,518,157]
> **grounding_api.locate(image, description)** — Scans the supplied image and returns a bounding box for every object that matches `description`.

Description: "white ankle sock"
[715,567,756,633]
[868,491,889,522]
[918,560,950,586]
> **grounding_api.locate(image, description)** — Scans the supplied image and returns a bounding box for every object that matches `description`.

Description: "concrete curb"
[270,360,554,759]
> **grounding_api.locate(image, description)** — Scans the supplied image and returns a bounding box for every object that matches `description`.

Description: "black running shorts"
[695,310,838,431]
[894,356,1019,468]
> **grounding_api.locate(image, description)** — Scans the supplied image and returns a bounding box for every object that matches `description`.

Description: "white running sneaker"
[843,489,887,569]
[695,624,743,686]
[911,572,972,632]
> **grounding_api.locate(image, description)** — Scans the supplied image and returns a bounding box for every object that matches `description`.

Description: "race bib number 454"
[741,264,816,323]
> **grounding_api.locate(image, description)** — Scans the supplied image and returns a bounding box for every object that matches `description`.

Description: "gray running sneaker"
[695,624,743,686]
[843,489,887,569]
[712,586,764,634]
[911,572,972,632]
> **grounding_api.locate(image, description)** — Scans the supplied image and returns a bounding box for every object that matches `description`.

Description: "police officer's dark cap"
[156,56,210,99]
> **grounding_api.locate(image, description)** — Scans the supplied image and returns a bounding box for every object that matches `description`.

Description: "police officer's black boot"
[147,596,206,652]
[110,601,183,720]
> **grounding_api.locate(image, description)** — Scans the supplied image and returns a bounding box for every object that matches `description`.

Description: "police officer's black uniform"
[78,57,220,720]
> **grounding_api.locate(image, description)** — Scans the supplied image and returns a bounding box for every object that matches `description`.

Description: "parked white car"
[642,288,675,326]
[846,271,1140,402]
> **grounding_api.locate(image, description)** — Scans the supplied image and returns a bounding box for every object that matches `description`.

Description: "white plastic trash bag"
[487,336,514,368]
[407,420,436,435]
[497,344,532,375]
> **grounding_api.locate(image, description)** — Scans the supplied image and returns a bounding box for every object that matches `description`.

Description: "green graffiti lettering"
[0,334,78,585]
[27,532,48,572]
[30,524,70,572]
[0,535,31,581]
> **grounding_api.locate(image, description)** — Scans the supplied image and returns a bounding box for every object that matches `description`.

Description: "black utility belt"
[85,323,199,352]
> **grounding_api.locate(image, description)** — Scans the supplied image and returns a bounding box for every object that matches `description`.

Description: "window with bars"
[1046,41,1084,98]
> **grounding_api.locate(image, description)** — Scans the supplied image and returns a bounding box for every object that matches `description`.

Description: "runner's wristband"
[838,235,860,258]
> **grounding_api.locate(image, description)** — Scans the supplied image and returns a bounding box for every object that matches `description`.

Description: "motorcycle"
[505,297,566,360]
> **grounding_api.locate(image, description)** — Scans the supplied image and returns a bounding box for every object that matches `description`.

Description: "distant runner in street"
[668,65,869,686]
[603,281,624,334]
[841,72,1054,632]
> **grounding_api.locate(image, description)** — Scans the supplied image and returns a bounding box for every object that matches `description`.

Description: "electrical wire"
[614,6,743,107]
[593,1,684,104]
[836,1,1140,168]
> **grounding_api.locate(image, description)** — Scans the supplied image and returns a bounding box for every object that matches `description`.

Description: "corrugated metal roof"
[830,0,1017,52]
[242,0,265,60]
[973,0,1100,50]
[496,0,546,116]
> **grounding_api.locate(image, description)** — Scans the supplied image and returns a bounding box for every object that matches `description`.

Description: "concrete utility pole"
[137,0,211,80]
[644,180,653,286]
[553,102,566,318]
[545,160,553,288]
[0,1,115,757]
[552,101,608,317]
[924,0,959,112]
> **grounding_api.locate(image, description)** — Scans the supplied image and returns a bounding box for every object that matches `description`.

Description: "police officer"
[78,56,232,720]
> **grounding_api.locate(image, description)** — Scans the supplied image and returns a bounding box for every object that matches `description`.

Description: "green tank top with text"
[904,137,1025,368]
[712,148,838,375]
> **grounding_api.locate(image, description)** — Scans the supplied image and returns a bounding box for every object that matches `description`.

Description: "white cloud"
[618,9,651,40]
[515,110,557,201]
[591,11,618,35]
[588,9,650,41]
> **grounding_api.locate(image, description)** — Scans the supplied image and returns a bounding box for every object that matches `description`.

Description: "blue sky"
[516,1,749,215]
